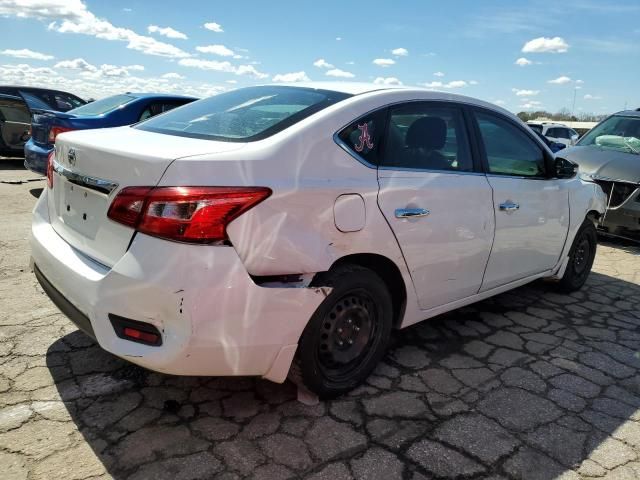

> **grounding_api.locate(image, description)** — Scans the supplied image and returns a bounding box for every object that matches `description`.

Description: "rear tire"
[557,219,597,292]
[296,265,393,399]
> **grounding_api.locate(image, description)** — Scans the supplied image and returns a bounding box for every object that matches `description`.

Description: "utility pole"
[571,87,577,119]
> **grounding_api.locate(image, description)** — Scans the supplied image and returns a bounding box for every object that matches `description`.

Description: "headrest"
[406,116,447,150]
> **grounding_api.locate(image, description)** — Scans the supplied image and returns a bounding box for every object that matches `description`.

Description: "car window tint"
[380,103,472,172]
[337,109,386,165]
[136,86,350,142]
[0,98,30,123]
[68,94,135,116]
[475,111,546,177]
[528,124,543,133]
[556,128,571,139]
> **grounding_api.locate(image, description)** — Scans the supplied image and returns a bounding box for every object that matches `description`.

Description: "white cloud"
[373,58,395,67]
[522,36,569,53]
[515,57,532,66]
[0,61,227,102]
[0,48,54,60]
[520,100,543,109]
[421,80,468,89]
[512,88,539,96]
[196,44,235,57]
[469,80,478,85]
[54,57,97,72]
[391,47,408,57]
[494,100,507,106]
[575,79,584,84]
[272,71,310,82]
[127,64,144,71]
[162,72,185,80]
[313,58,334,69]
[1,0,189,58]
[336,37,342,41]
[325,68,355,78]
[204,22,223,33]
[226,79,238,84]
[433,71,445,77]
[583,94,602,100]
[148,25,188,40]
[548,75,572,84]
[373,77,403,86]
[178,58,268,79]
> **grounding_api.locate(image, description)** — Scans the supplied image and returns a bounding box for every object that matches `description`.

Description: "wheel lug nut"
[354,326,360,332]
[347,319,352,324]
[338,340,344,346]
[348,339,353,345]
[337,328,343,333]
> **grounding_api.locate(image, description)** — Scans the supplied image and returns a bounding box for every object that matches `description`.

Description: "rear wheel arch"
[313,253,407,328]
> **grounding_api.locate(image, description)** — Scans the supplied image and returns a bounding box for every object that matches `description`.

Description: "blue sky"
[1,0,639,115]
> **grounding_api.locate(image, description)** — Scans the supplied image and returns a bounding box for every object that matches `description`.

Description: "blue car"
[24,93,197,174]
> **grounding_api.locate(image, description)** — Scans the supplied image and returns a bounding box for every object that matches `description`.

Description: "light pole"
[571,87,577,119]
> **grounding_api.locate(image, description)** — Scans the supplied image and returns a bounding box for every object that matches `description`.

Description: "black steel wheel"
[558,219,597,292]
[296,265,393,398]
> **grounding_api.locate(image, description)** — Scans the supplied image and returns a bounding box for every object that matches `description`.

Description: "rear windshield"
[68,94,135,116]
[528,124,543,134]
[134,86,351,142]
[578,115,640,155]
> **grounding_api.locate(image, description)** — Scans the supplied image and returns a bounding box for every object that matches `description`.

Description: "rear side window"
[0,98,30,122]
[528,124,543,134]
[380,103,473,172]
[68,94,135,116]
[139,101,191,121]
[475,111,546,178]
[337,109,387,165]
[136,86,350,142]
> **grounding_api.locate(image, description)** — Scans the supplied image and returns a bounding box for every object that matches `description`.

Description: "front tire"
[557,219,597,292]
[296,265,393,399]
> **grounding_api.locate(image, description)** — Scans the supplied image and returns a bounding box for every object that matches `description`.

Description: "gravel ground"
[1,161,640,480]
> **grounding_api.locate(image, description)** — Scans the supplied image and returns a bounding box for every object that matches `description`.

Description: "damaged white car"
[31,84,606,397]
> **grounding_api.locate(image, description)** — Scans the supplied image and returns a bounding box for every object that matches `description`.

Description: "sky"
[1,0,639,115]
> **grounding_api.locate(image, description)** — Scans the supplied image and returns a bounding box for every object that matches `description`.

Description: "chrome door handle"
[395,208,430,219]
[499,202,520,212]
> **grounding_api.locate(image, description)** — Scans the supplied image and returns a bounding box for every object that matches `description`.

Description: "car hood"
[561,145,640,183]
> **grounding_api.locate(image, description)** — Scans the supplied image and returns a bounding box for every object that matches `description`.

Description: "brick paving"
[1,162,640,479]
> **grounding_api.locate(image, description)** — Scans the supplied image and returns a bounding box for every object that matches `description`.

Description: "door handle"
[499,202,520,212]
[395,208,430,219]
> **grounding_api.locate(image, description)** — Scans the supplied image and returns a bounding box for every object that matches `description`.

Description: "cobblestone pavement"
[1,162,640,480]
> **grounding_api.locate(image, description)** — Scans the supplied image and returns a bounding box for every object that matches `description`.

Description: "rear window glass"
[135,86,351,142]
[68,94,135,116]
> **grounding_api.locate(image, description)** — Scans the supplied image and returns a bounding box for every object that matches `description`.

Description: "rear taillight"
[107,186,272,243]
[48,126,75,143]
[46,151,55,188]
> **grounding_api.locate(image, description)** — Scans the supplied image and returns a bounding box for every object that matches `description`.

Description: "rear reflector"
[109,314,162,346]
[107,186,271,243]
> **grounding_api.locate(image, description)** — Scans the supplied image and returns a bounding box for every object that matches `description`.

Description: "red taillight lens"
[107,186,272,243]
[46,151,55,188]
[48,126,75,143]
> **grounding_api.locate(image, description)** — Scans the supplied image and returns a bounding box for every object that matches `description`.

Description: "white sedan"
[31,83,606,398]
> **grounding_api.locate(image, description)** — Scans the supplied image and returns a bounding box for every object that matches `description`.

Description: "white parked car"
[527,121,580,147]
[31,84,606,397]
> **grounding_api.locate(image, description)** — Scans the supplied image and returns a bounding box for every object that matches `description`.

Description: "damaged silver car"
[562,110,640,240]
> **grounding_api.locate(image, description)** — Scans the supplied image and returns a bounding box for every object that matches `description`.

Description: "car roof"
[613,110,640,118]
[124,92,198,100]
[0,85,83,97]
[261,82,404,96]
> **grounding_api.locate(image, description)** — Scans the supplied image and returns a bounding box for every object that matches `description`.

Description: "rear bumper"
[30,188,326,382]
[24,139,51,175]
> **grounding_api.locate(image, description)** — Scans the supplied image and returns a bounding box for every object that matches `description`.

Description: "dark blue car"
[24,92,197,174]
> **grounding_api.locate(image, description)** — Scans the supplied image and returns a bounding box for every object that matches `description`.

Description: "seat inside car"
[402,116,450,170]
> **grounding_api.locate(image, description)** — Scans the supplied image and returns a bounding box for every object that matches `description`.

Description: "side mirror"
[555,157,578,179]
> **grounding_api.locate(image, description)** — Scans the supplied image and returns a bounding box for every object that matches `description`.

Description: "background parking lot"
[1,161,640,480]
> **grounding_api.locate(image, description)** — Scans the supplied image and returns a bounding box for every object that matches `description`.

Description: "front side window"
[578,115,640,155]
[337,109,386,165]
[0,97,30,122]
[555,128,571,140]
[380,103,473,172]
[136,86,350,142]
[475,111,546,177]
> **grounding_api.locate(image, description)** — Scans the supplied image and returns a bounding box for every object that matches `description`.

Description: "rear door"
[375,102,494,310]
[472,109,569,291]
[0,95,31,150]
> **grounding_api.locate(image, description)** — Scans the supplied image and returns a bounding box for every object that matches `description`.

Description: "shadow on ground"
[46,270,640,479]
[0,158,25,170]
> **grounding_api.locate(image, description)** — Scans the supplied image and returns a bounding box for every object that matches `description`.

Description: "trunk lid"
[49,126,246,267]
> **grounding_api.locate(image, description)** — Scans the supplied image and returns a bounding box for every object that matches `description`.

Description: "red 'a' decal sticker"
[354,123,374,152]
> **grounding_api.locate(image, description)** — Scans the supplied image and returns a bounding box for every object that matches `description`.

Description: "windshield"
[135,86,351,142]
[68,94,135,116]
[578,115,640,155]
[19,92,53,110]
